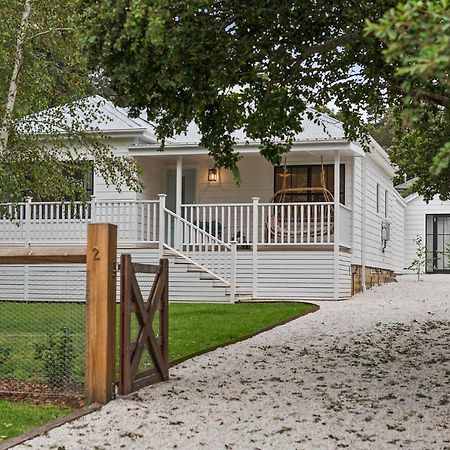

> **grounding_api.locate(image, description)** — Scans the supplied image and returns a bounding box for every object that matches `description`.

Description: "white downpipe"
[158,194,166,259]
[361,156,367,291]
[251,197,259,299]
[333,150,340,300]
[175,156,183,250]
[230,241,237,303]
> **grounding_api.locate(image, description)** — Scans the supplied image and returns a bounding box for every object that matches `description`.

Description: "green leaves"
[79,0,449,197]
[0,0,142,203]
[79,1,396,174]
[366,1,450,199]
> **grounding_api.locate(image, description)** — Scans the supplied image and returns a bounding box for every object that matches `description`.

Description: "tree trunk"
[0,0,33,153]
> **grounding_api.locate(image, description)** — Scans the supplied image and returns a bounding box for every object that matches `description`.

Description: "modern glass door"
[426,214,450,273]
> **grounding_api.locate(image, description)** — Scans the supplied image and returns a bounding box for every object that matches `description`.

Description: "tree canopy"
[80,0,450,198]
[0,0,141,204]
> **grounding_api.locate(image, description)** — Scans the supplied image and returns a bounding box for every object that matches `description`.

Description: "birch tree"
[0,0,141,203]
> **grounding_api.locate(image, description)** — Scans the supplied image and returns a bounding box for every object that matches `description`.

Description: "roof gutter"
[128,139,364,156]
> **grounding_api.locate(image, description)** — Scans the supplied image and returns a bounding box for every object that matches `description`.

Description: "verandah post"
[252,197,259,299]
[333,150,340,300]
[24,196,32,246]
[90,195,97,222]
[158,194,166,259]
[134,201,139,243]
[230,241,237,304]
[85,223,117,404]
[175,155,183,250]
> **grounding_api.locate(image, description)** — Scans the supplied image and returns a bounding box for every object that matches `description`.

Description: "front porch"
[0,193,352,301]
[0,145,360,301]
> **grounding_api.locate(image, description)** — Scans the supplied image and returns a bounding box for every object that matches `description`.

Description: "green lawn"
[0,401,71,441]
[168,302,317,361]
[0,301,317,443]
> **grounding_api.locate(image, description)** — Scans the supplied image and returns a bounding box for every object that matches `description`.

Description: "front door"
[165,169,197,213]
[426,214,450,273]
[165,169,196,247]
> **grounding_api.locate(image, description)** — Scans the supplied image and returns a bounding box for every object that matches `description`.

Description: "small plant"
[405,235,431,281]
[0,346,11,366]
[34,326,75,388]
[444,242,450,270]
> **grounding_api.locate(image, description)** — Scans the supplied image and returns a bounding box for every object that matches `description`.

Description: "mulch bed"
[0,379,84,407]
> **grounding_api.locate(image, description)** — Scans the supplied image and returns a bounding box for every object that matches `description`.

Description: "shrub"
[34,326,75,388]
[0,346,11,366]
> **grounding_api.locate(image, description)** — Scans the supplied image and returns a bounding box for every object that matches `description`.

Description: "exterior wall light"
[208,167,219,183]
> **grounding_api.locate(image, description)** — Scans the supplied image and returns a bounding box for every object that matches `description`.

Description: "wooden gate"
[119,254,169,395]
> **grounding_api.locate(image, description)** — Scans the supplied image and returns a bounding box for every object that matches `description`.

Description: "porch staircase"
[163,249,252,302]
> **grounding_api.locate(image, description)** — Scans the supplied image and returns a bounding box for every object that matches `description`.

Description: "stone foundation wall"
[351,265,396,295]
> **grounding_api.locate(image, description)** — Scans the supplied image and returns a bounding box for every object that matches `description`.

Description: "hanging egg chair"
[266,158,335,243]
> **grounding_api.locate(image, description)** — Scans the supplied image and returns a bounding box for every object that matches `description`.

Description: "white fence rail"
[259,202,333,245]
[0,200,159,245]
[1,198,352,249]
[182,203,254,246]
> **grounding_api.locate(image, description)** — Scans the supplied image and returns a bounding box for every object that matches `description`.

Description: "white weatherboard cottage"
[403,193,450,274]
[0,98,406,302]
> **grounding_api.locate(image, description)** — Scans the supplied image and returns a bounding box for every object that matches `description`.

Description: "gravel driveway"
[17,274,450,449]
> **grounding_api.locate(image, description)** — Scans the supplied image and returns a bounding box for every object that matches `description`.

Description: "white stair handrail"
[163,208,236,296]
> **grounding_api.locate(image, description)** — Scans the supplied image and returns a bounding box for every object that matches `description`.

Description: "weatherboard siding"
[0,248,354,303]
[350,153,405,273]
[404,195,450,272]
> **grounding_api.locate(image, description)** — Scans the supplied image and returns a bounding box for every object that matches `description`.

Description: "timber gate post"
[85,223,118,404]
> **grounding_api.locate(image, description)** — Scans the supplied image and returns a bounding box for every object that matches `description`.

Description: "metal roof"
[166,108,346,145]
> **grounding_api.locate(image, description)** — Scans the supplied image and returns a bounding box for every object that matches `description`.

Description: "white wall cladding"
[255,251,335,300]
[93,138,141,201]
[404,195,450,271]
[350,153,406,272]
[134,156,165,201]
[351,157,363,265]
[190,153,353,206]
[339,251,352,298]
[391,197,405,273]
[0,264,86,302]
[0,249,352,303]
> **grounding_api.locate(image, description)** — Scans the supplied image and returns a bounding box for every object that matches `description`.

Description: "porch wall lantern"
[208,167,219,183]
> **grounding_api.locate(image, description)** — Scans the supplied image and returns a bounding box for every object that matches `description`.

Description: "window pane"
[438,217,444,234]
[384,191,389,218]
[426,215,434,235]
[290,167,308,190]
[443,216,450,234]
[273,164,345,203]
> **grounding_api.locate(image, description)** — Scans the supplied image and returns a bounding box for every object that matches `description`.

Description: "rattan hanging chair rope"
[267,156,335,242]
[270,156,334,204]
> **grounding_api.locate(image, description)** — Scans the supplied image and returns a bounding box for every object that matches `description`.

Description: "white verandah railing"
[182,199,352,247]
[0,196,352,302]
[0,197,352,248]
[0,199,159,246]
